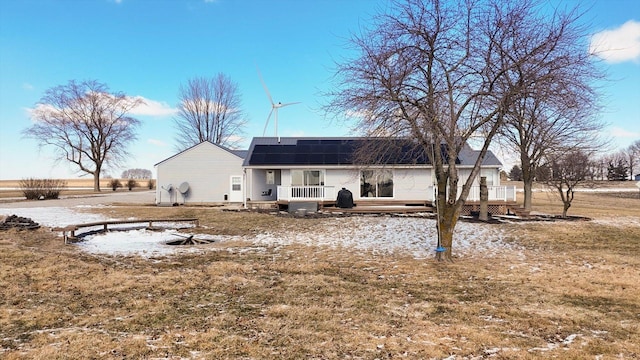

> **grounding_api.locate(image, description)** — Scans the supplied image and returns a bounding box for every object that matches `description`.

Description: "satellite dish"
[177,182,190,204]
[162,184,173,192]
[178,182,190,194]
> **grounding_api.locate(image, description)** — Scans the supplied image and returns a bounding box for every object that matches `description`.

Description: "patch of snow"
[0,206,111,227]
[592,216,640,228]
[528,333,582,352]
[1,207,520,258]
[251,216,517,259]
[79,229,231,257]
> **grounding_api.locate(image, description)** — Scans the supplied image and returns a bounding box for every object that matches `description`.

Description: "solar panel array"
[246,139,454,166]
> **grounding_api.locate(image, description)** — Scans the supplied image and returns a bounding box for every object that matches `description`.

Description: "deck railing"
[277,186,336,201]
[428,185,516,202]
[276,185,515,203]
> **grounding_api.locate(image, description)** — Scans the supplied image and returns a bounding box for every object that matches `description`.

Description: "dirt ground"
[1,186,639,359]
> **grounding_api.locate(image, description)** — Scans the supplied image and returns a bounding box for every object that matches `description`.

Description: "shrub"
[108,179,123,191]
[19,178,67,200]
[147,179,156,190]
[126,179,138,191]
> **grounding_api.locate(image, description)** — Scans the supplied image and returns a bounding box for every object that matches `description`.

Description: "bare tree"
[327,0,594,261]
[625,140,640,180]
[23,80,142,191]
[121,168,152,179]
[497,13,604,211]
[538,149,594,217]
[174,74,246,150]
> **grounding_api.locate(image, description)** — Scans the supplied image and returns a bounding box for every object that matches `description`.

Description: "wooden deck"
[53,218,199,243]
[249,199,519,215]
[322,205,434,214]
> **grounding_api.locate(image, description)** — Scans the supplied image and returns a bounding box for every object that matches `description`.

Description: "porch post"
[479,176,489,221]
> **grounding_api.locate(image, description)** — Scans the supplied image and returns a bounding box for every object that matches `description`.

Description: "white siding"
[155,142,243,205]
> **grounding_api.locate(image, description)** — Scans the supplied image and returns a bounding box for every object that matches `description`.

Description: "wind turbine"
[257,66,300,137]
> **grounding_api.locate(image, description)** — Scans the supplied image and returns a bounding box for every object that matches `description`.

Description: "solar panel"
[245,138,451,166]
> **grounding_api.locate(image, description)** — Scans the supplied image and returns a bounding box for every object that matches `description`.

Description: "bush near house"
[126,179,138,191]
[18,178,67,200]
[108,179,123,191]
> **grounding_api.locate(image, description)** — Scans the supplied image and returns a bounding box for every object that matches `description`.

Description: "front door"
[229,176,242,202]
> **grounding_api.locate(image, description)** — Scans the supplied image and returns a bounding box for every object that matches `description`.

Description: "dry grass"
[0,178,153,199]
[1,190,639,359]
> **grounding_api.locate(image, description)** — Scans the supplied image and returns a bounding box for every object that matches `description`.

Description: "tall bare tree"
[327,0,594,261]
[625,140,640,180]
[23,80,142,191]
[174,74,246,150]
[497,5,603,211]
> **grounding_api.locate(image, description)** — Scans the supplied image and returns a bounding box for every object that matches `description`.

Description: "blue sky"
[0,0,638,180]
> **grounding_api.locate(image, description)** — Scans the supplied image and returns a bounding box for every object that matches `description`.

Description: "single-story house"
[242,137,515,213]
[154,141,247,205]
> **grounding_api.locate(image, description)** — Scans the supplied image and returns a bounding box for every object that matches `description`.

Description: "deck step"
[508,206,530,218]
[323,206,434,214]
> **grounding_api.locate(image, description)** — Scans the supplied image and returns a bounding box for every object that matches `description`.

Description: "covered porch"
[274,185,516,203]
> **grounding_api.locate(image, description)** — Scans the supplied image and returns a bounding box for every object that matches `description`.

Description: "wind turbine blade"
[278,101,301,108]
[256,65,274,105]
[262,108,274,136]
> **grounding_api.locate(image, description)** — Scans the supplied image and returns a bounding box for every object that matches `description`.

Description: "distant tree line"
[508,139,640,182]
[121,168,152,180]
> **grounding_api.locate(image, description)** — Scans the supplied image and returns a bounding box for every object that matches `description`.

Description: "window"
[231,176,241,191]
[291,170,324,186]
[480,169,494,186]
[361,170,393,198]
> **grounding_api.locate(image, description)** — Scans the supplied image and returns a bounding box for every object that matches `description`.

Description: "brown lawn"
[0,187,639,359]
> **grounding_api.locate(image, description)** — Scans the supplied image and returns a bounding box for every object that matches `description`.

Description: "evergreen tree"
[607,159,629,181]
[509,165,523,181]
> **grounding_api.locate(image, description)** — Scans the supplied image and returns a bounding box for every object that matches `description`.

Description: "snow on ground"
[1,206,516,259]
[0,206,112,227]
[592,216,640,228]
[252,216,517,259]
[80,229,226,257]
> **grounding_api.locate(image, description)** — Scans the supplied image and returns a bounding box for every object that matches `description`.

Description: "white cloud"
[147,138,167,147]
[22,83,34,91]
[610,126,640,139]
[129,96,177,117]
[590,20,640,63]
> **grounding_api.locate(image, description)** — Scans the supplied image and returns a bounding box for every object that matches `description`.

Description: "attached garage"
[154,141,246,205]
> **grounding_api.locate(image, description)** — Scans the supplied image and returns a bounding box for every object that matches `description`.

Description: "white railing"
[277,186,336,201]
[427,185,516,202]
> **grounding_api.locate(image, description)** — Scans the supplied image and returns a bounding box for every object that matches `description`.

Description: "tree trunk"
[435,201,460,262]
[523,180,533,211]
[521,156,534,211]
[93,173,101,192]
